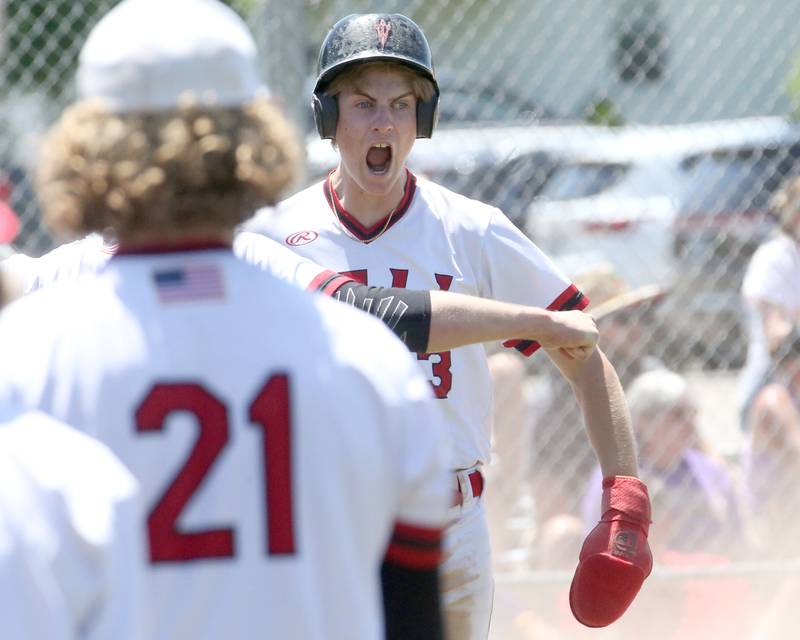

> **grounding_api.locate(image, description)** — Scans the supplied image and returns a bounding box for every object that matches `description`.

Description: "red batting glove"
[569,475,652,627]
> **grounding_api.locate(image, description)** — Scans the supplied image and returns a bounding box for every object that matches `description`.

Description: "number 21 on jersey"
[136,375,294,563]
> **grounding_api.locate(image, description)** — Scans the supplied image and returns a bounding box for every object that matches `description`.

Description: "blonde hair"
[36,97,301,240]
[325,61,436,104]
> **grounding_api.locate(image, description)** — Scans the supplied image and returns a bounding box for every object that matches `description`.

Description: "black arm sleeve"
[381,561,444,640]
[327,280,432,353]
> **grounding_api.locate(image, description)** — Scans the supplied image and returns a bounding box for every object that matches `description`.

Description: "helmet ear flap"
[415,94,439,138]
[312,92,338,140]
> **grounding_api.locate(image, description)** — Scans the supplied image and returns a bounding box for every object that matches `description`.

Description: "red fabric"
[306,270,354,295]
[385,522,443,570]
[570,475,653,627]
[0,201,20,243]
[452,469,484,506]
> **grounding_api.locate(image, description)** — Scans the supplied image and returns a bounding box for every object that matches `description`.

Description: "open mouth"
[366,143,392,175]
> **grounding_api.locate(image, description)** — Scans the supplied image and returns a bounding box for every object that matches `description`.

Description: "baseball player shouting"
[0,1,454,638]
[246,13,653,638]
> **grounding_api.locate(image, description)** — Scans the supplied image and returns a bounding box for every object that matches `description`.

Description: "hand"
[537,310,598,360]
[570,476,653,628]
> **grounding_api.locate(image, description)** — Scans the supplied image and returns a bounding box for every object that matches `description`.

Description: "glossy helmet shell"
[312,13,439,139]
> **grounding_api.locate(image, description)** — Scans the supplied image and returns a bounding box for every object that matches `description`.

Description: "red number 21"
[136,376,293,563]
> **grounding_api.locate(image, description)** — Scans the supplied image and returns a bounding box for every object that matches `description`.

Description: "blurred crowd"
[484,174,800,638]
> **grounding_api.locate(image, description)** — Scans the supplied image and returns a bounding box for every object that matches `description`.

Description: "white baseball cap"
[77,0,266,112]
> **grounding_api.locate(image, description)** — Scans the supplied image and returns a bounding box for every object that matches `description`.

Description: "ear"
[312,93,339,140]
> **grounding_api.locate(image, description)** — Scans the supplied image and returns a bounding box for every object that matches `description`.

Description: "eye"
[355,100,372,109]
[393,100,411,110]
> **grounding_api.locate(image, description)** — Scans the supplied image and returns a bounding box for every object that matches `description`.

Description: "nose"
[371,105,394,133]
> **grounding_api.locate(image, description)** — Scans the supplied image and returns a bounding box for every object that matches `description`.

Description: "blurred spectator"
[743,328,800,560]
[530,262,667,525]
[739,175,800,424]
[611,473,758,640]
[534,513,584,571]
[576,262,667,387]
[581,368,747,558]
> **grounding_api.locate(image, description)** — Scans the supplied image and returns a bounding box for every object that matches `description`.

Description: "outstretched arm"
[237,231,597,355]
[545,346,651,629]
[544,345,637,477]
[428,290,597,357]
[329,280,597,356]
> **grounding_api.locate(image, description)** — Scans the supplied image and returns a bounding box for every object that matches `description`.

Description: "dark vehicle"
[669,140,800,367]
[673,145,800,279]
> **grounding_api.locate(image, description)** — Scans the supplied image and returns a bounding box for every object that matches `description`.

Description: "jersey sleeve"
[0,234,111,295]
[1,253,41,295]
[234,230,343,290]
[481,209,588,356]
[234,231,433,351]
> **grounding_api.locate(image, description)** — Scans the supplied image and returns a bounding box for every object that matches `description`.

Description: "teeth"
[372,143,389,148]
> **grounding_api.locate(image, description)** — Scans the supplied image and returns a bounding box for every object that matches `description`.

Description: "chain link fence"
[3,1,800,637]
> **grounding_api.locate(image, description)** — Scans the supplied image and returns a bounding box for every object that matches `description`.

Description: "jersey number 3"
[136,377,293,563]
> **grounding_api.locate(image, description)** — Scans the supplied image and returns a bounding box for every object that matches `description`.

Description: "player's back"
[0,407,144,640]
[0,246,449,639]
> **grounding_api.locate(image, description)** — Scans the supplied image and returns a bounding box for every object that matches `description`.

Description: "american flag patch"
[153,264,224,303]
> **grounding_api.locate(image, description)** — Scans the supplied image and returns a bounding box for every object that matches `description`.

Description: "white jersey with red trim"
[0,407,145,640]
[245,172,586,469]
[0,246,450,640]
[1,230,338,294]
[2,233,117,293]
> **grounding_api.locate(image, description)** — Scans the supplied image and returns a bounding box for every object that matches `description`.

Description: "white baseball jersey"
[1,230,337,294]
[245,172,586,469]
[0,406,145,640]
[0,245,450,640]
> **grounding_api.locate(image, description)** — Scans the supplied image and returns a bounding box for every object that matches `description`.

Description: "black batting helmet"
[312,13,440,140]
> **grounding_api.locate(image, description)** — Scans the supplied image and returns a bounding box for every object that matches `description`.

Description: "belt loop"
[456,469,468,503]
[451,466,484,510]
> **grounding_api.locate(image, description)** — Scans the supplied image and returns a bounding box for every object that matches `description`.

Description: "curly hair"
[36,97,302,240]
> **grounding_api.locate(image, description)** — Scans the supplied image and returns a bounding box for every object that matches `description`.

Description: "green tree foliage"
[585,97,625,127]
[787,51,800,120]
[3,0,108,95]
[2,0,254,96]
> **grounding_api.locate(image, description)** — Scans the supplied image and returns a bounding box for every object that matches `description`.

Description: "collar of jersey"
[323,169,416,243]
[114,239,232,256]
